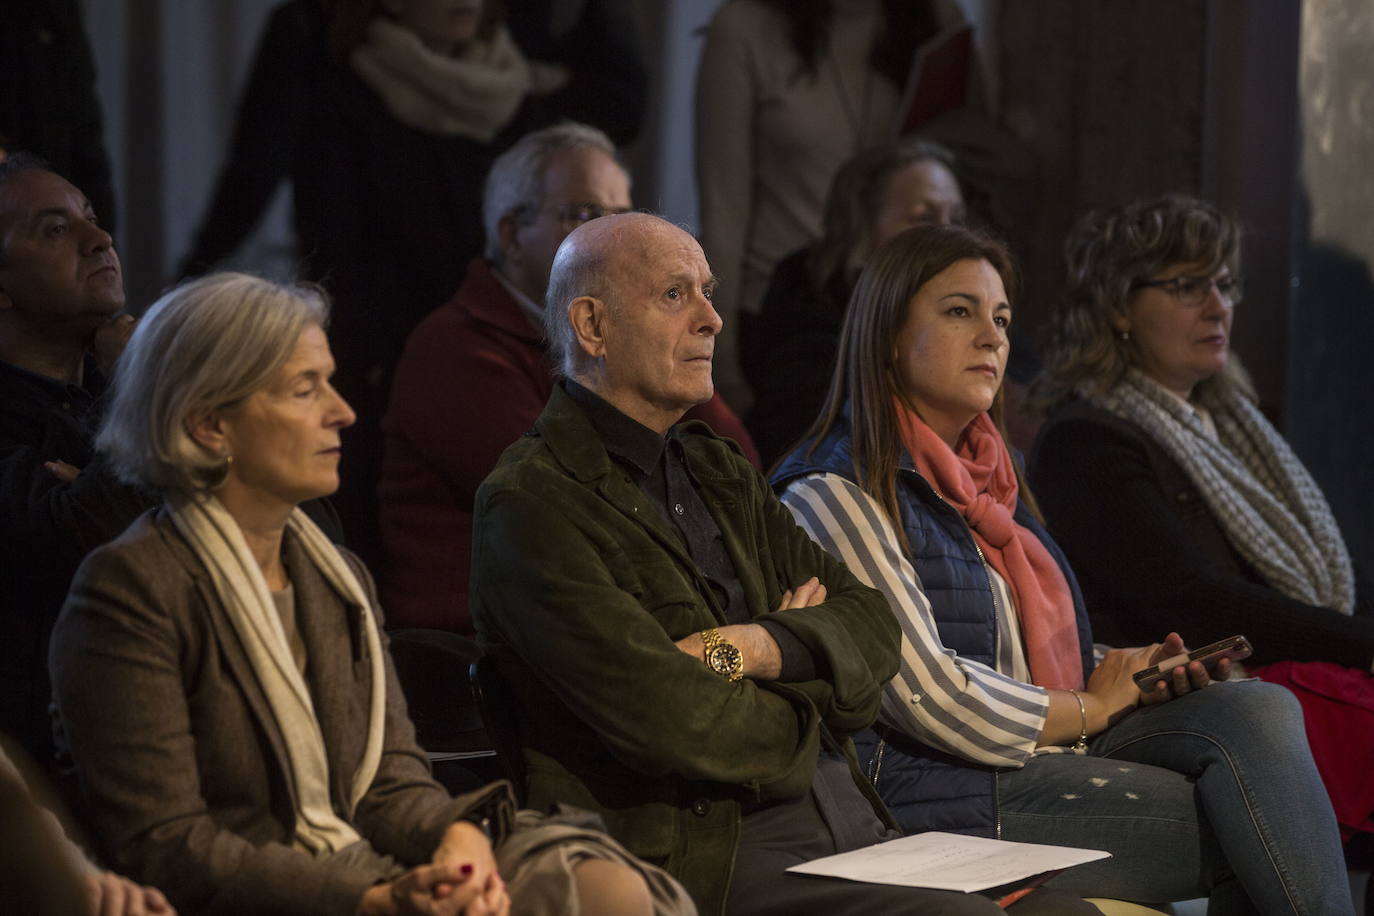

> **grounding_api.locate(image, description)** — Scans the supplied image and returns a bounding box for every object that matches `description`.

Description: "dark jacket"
[505,0,648,146]
[0,359,148,766]
[1032,398,1374,669]
[470,386,900,913]
[50,511,512,916]
[740,247,852,467]
[772,414,1094,836]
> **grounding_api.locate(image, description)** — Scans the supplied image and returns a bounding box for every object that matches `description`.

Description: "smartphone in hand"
[1133,635,1253,692]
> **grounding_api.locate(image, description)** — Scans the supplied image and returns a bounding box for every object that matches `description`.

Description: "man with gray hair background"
[379,122,756,635]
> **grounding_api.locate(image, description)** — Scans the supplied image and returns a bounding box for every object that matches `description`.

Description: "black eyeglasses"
[551,202,632,225]
[1133,273,1243,306]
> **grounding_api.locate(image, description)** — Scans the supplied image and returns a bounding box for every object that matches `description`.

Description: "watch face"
[706,642,743,677]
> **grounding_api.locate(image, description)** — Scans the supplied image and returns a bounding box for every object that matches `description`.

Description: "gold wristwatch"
[701,627,743,681]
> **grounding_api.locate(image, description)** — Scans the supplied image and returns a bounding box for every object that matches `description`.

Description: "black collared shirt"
[563,381,814,679]
[564,379,749,623]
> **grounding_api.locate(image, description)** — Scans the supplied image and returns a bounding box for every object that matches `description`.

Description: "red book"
[894,22,974,136]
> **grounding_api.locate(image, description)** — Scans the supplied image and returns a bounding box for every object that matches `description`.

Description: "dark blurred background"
[70,0,1374,572]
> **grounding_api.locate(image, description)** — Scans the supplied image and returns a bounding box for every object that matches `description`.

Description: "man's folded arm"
[471,484,819,792]
[0,445,146,567]
[745,470,902,734]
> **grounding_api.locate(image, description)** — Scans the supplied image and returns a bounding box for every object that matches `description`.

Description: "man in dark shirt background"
[0,154,144,770]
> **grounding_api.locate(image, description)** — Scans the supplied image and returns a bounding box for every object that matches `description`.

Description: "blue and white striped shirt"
[780,473,1051,767]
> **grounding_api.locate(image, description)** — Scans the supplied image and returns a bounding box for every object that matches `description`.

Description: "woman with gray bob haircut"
[52,272,692,916]
[96,272,331,494]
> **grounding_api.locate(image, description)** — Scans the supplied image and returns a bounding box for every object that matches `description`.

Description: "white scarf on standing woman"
[350,17,530,141]
[168,493,387,856]
[1087,369,1355,614]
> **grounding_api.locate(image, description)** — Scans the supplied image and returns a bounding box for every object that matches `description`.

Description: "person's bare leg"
[573,859,653,916]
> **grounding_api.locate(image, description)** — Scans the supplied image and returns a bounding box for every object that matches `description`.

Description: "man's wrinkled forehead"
[622,219,706,267]
[558,212,710,295]
[603,226,664,285]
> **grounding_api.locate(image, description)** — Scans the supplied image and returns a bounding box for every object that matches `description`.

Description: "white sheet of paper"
[785,832,1111,893]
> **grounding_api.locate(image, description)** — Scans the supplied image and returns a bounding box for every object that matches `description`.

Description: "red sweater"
[379,259,760,633]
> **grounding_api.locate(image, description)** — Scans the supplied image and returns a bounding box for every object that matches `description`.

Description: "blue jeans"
[997,680,1353,916]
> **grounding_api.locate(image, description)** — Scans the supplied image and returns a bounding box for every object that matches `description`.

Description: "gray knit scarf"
[1087,369,1354,614]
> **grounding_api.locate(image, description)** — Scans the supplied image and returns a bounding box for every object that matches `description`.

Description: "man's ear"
[568,295,609,361]
[185,408,228,456]
[497,212,522,264]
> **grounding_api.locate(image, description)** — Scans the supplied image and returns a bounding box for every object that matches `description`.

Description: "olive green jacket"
[471,386,901,914]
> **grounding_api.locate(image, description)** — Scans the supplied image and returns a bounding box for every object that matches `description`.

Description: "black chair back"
[387,628,498,791]
[469,655,528,803]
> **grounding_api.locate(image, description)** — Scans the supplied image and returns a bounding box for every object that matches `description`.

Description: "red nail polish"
[460,864,473,876]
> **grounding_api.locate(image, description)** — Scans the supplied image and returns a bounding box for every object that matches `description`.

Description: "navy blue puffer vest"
[771,414,1094,837]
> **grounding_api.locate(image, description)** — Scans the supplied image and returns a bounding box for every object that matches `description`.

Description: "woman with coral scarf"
[771,223,1355,913]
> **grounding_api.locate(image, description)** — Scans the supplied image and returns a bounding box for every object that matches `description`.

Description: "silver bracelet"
[1068,689,1089,753]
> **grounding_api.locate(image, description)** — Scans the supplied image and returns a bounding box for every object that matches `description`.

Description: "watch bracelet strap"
[701,627,723,652]
[700,626,743,680]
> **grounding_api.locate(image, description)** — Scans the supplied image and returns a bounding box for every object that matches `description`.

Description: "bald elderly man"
[469,213,1093,915]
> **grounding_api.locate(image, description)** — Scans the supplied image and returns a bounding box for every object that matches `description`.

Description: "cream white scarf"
[168,493,386,855]
[1089,369,1355,614]
[350,17,530,141]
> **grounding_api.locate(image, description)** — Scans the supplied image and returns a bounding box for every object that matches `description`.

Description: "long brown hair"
[802,223,1041,547]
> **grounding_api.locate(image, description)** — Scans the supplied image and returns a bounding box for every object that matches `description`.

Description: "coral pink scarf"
[896,402,1083,689]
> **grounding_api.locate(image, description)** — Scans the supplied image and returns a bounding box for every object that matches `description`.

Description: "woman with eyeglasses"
[1030,194,1374,860]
